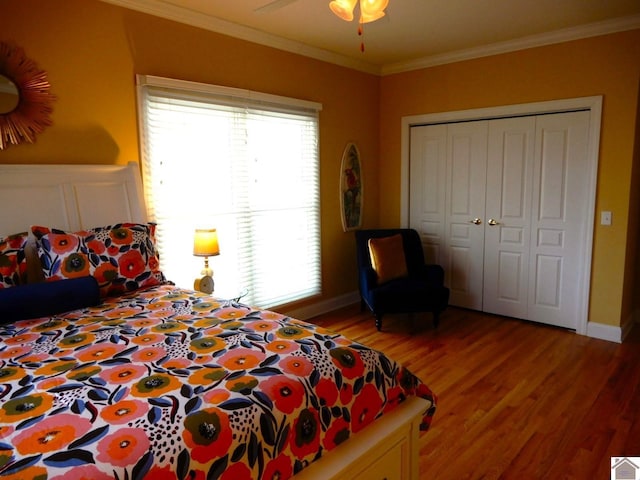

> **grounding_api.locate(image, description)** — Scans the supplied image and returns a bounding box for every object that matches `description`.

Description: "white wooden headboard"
[0,162,147,237]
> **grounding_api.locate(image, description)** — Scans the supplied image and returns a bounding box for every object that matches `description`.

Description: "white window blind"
[136,75,322,308]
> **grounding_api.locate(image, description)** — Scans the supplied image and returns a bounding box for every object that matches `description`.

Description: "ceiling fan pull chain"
[358,20,365,52]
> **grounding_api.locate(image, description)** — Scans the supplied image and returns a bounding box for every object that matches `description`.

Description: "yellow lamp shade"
[193,229,220,257]
[329,0,358,21]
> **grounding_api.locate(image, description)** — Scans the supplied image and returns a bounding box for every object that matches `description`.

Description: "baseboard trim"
[281,291,360,321]
[621,320,635,341]
[586,321,635,343]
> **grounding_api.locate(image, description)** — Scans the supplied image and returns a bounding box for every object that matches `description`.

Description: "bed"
[0,163,436,480]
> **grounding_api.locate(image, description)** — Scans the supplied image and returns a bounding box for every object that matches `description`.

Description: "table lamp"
[193,228,219,294]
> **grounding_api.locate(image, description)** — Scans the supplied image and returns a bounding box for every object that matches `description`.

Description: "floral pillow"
[32,223,166,298]
[0,232,28,289]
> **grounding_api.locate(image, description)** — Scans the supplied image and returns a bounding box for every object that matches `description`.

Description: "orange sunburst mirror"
[0,42,55,150]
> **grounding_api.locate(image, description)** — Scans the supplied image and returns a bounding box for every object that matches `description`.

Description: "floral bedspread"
[0,285,436,480]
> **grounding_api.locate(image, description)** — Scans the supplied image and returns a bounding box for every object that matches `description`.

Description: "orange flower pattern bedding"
[0,285,436,479]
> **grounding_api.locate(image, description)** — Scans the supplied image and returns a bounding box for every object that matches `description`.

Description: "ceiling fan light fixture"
[359,9,385,23]
[329,0,358,21]
[330,0,388,52]
[359,0,388,23]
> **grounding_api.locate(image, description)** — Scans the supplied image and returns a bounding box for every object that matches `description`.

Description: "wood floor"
[309,304,640,479]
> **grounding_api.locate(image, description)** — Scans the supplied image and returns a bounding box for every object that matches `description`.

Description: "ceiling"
[104,0,640,74]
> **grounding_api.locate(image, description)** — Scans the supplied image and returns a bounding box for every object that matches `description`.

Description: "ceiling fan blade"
[254,0,300,14]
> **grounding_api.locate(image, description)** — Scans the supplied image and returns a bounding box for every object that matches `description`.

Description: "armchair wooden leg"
[408,312,417,334]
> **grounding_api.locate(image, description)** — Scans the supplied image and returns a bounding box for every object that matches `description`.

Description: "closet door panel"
[445,121,487,310]
[528,110,590,329]
[409,124,446,265]
[483,117,535,319]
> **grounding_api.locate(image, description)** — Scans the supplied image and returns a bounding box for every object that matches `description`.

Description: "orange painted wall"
[0,0,380,311]
[2,0,639,328]
[380,30,640,328]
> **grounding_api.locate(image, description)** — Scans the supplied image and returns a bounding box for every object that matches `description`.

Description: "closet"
[409,110,591,330]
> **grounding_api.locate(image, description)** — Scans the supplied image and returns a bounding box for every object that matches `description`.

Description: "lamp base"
[194,274,214,294]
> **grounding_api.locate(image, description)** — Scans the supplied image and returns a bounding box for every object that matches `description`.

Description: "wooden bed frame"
[0,162,429,479]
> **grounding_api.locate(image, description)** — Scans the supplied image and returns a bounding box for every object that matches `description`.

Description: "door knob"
[470,218,482,225]
[488,219,500,226]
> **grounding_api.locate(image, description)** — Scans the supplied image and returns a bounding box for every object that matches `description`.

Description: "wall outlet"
[601,211,612,226]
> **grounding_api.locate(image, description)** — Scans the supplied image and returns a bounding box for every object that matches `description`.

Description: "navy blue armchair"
[355,228,449,331]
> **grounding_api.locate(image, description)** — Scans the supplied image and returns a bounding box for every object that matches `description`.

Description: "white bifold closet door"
[409,110,590,330]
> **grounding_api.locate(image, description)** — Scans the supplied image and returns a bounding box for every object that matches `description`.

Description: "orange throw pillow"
[368,234,408,284]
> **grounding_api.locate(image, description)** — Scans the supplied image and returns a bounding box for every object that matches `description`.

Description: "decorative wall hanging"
[340,142,363,231]
[0,42,55,150]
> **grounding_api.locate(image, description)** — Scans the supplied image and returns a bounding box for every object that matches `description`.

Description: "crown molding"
[381,14,640,75]
[100,0,381,75]
[101,1,639,77]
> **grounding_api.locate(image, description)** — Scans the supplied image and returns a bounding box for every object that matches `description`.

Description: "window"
[137,75,322,308]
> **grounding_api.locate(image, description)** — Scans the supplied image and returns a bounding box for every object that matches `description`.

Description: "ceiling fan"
[253,0,390,52]
[254,0,389,22]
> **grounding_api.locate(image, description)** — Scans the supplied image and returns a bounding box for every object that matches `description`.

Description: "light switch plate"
[601,211,612,226]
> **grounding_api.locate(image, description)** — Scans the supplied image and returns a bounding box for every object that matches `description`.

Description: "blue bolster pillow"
[0,276,100,323]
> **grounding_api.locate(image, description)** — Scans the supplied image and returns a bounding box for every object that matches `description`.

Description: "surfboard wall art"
[340,142,362,232]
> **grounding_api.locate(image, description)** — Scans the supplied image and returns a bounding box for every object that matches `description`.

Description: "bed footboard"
[294,396,427,480]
